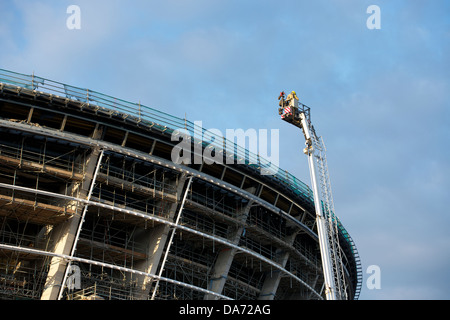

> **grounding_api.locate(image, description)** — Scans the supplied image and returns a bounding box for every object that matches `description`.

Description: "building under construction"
[0,69,362,300]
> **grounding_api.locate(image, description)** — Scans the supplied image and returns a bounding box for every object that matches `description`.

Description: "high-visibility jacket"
[286,92,299,107]
[286,92,298,101]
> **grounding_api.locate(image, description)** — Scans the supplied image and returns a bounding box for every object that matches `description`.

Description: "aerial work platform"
[278,91,348,300]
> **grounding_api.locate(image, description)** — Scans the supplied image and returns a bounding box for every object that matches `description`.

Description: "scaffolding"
[0,132,325,299]
[0,68,362,300]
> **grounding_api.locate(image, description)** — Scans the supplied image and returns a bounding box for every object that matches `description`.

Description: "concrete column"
[132,223,170,299]
[133,174,188,299]
[203,201,252,300]
[40,147,102,300]
[258,232,297,300]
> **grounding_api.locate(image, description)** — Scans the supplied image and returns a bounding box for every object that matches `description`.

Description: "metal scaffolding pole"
[151,176,193,300]
[57,149,104,300]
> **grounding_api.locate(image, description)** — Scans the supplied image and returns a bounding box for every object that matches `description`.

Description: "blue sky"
[1,0,449,300]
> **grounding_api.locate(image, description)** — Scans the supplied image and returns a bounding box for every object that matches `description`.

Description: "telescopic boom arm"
[278,95,347,300]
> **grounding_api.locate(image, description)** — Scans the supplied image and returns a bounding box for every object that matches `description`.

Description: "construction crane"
[278,91,348,300]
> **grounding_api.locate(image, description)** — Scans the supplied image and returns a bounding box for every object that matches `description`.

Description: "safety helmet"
[291,91,296,94]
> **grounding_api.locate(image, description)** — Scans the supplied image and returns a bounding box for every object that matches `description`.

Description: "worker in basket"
[278,91,286,107]
[279,90,299,119]
[286,91,299,108]
[278,91,286,115]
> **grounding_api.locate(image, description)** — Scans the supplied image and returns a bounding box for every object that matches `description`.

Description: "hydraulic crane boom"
[278,92,347,300]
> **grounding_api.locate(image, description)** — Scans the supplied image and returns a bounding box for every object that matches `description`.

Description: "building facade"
[0,69,361,300]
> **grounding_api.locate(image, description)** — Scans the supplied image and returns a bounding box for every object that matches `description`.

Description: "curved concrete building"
[0,69,362,300]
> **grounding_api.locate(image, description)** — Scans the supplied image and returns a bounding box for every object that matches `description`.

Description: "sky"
[1,0,449,300]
